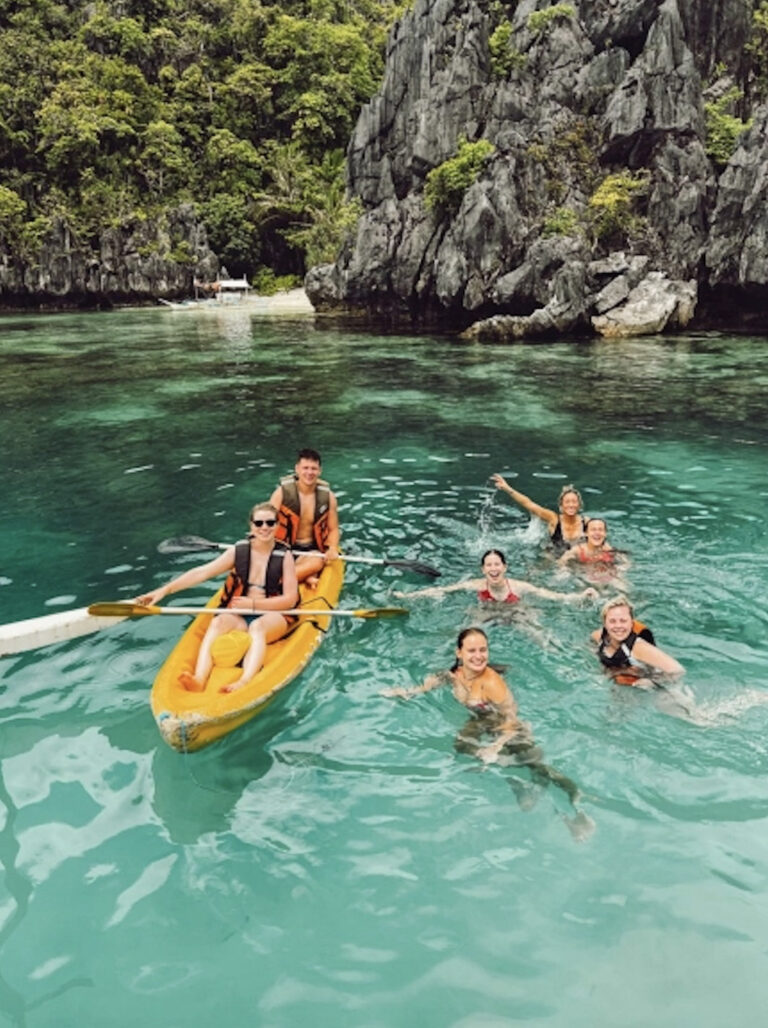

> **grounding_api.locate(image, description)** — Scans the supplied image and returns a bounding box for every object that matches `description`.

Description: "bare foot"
[563,810,596,842]
[179,670,205,693]
[219,679,246,694]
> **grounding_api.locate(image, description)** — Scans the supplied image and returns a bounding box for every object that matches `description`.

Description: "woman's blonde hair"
[601,595,634,622]
[249,501,279,520]
[558,483,583,509]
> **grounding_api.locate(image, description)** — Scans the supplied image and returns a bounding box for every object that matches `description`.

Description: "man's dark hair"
[297,448,322,464]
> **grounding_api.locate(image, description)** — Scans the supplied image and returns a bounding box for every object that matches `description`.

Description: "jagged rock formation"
[0,205,217,308]
[307,0,768,337]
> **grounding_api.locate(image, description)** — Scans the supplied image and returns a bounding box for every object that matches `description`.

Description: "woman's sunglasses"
[251,518,277,527]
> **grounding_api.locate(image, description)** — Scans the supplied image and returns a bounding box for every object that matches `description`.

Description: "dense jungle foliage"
[0,0,403,283]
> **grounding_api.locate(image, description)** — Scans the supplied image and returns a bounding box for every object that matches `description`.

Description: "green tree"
[139,119,186,196]
[0,184,25,245]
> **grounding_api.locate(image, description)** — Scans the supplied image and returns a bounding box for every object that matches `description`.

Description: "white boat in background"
[158,275,251,309]
[216,277,251,304]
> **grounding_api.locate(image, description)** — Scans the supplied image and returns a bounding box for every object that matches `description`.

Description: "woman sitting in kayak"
[381,627,593,838]
[136,503,298,693]
[491,475,587,549]
[591,595,683,686]
[558,518,629,588]
[394,549,597,605]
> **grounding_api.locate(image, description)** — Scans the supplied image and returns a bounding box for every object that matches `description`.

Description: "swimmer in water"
[559,518,630,589]
[381,627,594,840]
[491,476,588,549]
[594,598,768,726]
[592,595,682,685]
[394,549,597,646]
[394,549,597,605]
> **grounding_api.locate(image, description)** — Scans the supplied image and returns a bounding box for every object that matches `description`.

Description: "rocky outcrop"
[308,0,767,337]
[591,271,697,337]
[0,204,217,308]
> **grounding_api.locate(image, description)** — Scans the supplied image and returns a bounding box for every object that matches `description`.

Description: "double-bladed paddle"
[88,601,408,620]
[157,534,441,578]
[0,595,407,659]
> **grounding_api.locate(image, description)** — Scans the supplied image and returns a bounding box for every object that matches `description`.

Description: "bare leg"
[179,612,244,692]
[500,736,595,840]
[221,612,290,692]
[295,554,324,588]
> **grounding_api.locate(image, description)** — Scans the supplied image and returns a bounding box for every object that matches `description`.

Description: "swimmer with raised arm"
[491,476,587,548]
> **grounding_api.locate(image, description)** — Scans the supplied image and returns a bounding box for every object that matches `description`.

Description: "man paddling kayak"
[270,448,340,588]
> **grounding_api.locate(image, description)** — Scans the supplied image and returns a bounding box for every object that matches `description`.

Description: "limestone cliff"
[307,0,768,337]
[0,205,217,309]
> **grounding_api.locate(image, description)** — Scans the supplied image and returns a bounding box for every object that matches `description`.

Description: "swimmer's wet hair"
[451,626,488,671]
[558,483,583,507]
[601,595,634,621]
[480,549,506,565]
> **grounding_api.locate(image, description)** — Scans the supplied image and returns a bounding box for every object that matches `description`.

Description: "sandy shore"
[245,288,315,315]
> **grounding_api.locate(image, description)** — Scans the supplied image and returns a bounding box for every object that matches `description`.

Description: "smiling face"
[456,630,490,675]
[586,519,607,546]
[295,457,321,488]
[560,490,581,516]
[481,551,507,583]
[250,505,278,537]
[604,603,633,643]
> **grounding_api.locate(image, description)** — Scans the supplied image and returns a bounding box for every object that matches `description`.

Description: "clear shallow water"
[1,310,768,1026]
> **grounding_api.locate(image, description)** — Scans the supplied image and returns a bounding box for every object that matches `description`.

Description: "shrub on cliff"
[0,186,26,245]
[747,1,768,101]
[704,87,752,166]
[527,4,575,34]
[424,137,496,214]
[588,171,649,243]
[488,20,525,78]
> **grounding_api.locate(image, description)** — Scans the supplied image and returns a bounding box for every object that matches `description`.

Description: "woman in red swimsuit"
[559,518,629,588]
[394,549,596,605]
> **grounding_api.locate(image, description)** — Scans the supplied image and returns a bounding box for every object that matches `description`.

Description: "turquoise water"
[1,309,768,1027]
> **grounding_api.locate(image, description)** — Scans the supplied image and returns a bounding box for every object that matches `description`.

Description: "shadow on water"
[148,707,286,845]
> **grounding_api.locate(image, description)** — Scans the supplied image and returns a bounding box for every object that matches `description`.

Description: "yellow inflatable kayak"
[150,558,344,751]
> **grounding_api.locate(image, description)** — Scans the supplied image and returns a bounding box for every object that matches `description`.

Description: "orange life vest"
[274,474,331,551]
